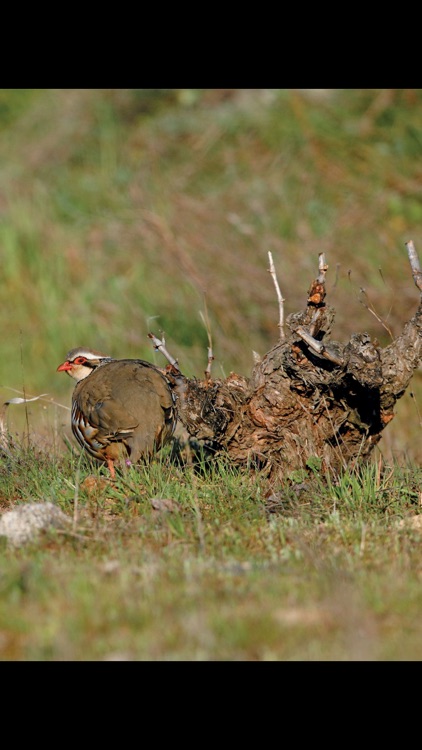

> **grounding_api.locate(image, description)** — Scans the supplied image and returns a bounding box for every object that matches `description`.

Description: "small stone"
[0,502,71,547]
[150,497,181,513]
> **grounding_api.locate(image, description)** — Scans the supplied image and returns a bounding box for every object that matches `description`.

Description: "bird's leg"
[106,457,116,479]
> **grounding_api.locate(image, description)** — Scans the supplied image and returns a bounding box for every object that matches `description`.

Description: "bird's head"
[57,347,114,382]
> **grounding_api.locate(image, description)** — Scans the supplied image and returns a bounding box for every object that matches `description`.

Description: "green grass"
[0,88,421,660]
[1,431,422,660]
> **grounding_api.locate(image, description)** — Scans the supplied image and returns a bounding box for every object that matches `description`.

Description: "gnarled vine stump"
[158,241,422,481]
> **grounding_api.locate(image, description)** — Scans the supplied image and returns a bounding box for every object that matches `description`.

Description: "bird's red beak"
[57,361,72,372]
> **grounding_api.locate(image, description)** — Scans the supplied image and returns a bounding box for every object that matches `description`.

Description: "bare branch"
[295,326,345,365]
[317,252,328,283]
[307,254,327,307]
[204,347,214,382]
[406,240,422,292]
[148,332,180,369]
[199,304,214,381]
[268,251,285,340]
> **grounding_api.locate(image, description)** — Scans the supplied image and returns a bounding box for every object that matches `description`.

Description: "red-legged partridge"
[57,347,177,478]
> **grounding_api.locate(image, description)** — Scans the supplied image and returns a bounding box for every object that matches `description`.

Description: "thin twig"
[267,251,285,340]
[1,387,71,411]
[4,393,49,406]
[199,300,214,381]
[358,288,394,341]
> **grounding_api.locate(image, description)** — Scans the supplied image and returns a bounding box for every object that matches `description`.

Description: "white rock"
[0,502,71,547]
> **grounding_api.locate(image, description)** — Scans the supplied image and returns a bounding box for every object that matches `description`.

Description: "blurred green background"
[0,89,421,462]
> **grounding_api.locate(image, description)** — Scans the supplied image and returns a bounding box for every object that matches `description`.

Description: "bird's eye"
[74,357,87,365]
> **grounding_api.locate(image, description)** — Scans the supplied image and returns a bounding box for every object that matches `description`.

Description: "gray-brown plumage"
[57,347,177,477]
